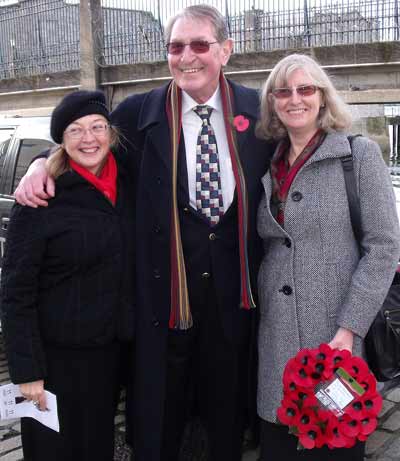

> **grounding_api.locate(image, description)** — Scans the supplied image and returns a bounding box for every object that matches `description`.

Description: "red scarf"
[69,151,117,205]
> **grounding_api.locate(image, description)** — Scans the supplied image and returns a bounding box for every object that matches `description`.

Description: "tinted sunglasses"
[166,40,218,55]
[271,84,319,99]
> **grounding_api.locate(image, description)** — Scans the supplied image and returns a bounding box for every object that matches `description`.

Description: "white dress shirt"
[181,87,236,212]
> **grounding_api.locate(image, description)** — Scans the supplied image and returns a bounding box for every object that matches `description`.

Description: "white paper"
[0,383,59,432]
[324,377,354,410]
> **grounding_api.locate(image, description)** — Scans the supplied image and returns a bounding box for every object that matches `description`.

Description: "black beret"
[50,90,110,144]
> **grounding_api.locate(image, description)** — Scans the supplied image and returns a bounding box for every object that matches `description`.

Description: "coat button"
[201,272,210,279]
[279,285,293,295]
[153,269,160,279]
[209,233,217,241]
[291,191,303,202]
[152,319,160,327]
[183,207,189,212]
[154,225,161,234]
[284,238,291,248]
[156,177,161,185]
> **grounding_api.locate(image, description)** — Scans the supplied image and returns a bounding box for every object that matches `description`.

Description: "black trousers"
[260,419,365,461]
[21,342,122,461]
[161,277,250,461]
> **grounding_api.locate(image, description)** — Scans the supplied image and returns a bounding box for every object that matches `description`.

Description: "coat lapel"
[137,80,264,210]
[229,80,260,163]
[137,83,172,175]
[261,170,273,201]
[137,82,190,201]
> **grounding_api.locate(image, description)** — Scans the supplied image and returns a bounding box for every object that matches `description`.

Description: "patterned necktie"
[194,105,224,225]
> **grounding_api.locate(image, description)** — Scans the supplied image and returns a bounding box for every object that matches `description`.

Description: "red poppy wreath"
[277,343,382,449]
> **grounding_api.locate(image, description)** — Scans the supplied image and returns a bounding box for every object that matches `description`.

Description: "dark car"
[0,116,54,278]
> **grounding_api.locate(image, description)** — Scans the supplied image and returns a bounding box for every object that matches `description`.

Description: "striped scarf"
[166,73,255,330]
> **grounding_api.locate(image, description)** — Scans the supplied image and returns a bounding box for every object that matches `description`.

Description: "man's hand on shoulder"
[14,157,55,208]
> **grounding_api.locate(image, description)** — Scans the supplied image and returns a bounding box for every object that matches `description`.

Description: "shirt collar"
[181,85,222,116]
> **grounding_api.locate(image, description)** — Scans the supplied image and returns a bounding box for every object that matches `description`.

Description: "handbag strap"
[341,135,363,243]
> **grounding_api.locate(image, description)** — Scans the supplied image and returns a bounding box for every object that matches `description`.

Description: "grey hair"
[256,53,352,141]
[164,4,229,44]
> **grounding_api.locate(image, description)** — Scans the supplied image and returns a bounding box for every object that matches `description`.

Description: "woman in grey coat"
[255,53,400,460]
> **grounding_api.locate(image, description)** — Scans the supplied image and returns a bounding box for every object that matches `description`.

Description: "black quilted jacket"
[0,165,135,384]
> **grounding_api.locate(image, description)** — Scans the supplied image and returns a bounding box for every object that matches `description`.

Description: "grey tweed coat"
[257,131,400,423]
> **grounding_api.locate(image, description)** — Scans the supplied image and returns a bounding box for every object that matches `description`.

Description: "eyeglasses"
[64,122,109,139]
[166,40,218,55]
[271,85,319,99]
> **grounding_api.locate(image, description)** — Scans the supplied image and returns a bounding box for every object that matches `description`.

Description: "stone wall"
[1,42,399,155]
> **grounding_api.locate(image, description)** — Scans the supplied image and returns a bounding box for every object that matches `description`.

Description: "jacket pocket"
[324,260,354,336]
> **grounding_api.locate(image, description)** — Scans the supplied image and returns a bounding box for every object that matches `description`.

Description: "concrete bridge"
[1,41,400,107]
[1,41,400,158]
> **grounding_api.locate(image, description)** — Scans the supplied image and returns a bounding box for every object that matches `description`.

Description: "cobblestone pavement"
[1,335,400,461]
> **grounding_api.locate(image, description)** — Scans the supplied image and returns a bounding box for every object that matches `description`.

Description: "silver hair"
[256,53,352,141]
[164,4,229,44]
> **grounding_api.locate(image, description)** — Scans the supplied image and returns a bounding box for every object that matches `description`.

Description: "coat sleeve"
[337,137,400,338]
[111,94,144,176]
[1,205,48,384]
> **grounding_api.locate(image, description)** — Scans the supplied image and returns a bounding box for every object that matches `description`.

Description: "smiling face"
[271,68,323,139]
[63,114,111,175]
[167,16,233,104]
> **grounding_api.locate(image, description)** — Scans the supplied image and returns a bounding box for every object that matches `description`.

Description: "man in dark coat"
[14,5,272,461]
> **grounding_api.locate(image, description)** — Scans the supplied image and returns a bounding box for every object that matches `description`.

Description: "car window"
[0,139,11,183]
[0,128,14,144]
[0,129,15,185]
[11,139,53,192]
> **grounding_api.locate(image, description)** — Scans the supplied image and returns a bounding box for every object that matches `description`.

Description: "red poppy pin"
[233,115,250,132]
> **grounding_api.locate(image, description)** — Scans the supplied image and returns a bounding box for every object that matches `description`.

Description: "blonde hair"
[46,126,120,178]
[256,53,352,141]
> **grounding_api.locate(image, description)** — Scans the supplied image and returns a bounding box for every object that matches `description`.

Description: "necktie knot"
[194,105,213,123]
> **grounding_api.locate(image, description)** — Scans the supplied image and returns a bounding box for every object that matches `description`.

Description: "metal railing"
[0,0,399,79]
[0,0,80,80]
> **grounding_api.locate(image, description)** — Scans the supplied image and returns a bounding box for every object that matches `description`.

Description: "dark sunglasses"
[271,84,319,99]
[166,40,218,55]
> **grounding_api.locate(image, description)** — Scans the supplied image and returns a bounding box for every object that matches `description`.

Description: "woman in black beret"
[1,90,135,461]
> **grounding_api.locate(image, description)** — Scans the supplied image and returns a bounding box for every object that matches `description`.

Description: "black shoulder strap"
[341,135,363,243]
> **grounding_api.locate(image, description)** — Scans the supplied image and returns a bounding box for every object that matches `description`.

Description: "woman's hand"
[328,327,354,353]
[19,380,47,411]
[14,158,54,208]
